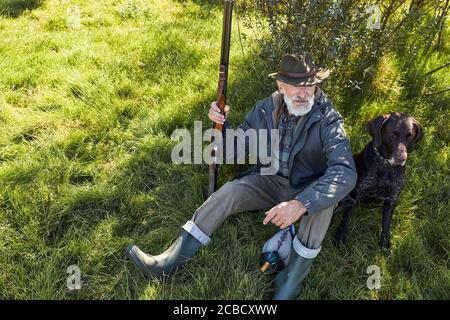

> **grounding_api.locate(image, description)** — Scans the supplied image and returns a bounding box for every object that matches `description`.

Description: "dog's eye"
[391,131,399,137]
[406,133,412,139]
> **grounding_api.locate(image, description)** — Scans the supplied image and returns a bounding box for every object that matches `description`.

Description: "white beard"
[283,94,314,117]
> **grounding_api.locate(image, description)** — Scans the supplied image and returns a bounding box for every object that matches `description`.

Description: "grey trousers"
[189,172,335,257]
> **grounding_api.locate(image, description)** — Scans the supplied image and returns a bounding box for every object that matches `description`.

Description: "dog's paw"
[380,245,391,256]
[379,237,391,254]
[332,233,347,247]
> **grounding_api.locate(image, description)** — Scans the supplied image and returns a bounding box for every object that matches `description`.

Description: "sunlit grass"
[0,0,448,299]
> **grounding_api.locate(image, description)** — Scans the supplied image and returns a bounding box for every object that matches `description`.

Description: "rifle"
[208,0,234,196]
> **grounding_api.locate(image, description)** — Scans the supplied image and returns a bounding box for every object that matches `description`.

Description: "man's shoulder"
[253,93,276,111]
[316,90,343,123]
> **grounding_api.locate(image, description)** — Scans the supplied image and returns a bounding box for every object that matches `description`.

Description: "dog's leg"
[380,199,397,250]
[333,195,356,214]
[332,205,355,246]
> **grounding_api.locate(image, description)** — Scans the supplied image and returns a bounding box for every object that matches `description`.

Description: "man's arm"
[295,107,357,215]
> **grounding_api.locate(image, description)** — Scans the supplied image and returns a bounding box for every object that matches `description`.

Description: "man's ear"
[366,114,390,148]
[276,80,285,94]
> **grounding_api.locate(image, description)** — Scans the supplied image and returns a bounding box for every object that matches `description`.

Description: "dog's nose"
[393,143,408,164]
[394,151,407,165]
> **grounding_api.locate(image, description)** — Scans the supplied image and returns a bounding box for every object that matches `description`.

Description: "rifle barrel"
[208,0,234,196]
[219,0,233,99]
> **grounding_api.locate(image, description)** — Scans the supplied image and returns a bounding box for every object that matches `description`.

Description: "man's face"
[277,80,316,116]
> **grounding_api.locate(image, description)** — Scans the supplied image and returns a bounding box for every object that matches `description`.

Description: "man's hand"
[208,101,230,125]
[263,200,307,229]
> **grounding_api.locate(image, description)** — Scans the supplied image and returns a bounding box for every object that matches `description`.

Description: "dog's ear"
[412,118,424,144]
[366,114,390,148]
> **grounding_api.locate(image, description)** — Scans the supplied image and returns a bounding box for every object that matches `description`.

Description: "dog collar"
[373,146,395,167]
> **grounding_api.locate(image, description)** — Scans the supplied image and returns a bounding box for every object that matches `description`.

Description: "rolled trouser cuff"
[182,221,211,246]
[293,236,321,259]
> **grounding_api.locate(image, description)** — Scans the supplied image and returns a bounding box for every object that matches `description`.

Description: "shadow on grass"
[96,51,281,298]
[105,36,441,298]
[0,0,43,18]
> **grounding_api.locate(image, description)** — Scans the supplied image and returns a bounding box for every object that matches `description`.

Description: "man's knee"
[213,179,249,205]
[191,179,250,236]
[297,205,335,250]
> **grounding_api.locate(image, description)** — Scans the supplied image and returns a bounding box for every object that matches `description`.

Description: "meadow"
[0,0,448,299]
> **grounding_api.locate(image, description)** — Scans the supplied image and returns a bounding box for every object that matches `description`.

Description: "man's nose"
[296,88,307,98]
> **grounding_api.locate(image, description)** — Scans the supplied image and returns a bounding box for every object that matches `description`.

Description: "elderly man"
[127,53,357,300]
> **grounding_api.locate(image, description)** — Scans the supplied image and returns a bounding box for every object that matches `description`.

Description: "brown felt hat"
[268,52,330,86]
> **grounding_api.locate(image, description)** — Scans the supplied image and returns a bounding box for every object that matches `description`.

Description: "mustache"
[289,95,313,103]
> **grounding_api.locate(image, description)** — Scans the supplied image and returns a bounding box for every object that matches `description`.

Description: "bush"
[240,0,449,97]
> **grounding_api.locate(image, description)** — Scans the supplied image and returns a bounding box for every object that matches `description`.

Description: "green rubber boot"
[272,266,289,291]
[127,230,203,280]
[272,248,314,300]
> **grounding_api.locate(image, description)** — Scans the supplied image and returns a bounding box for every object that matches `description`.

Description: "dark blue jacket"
[223,89,357,215]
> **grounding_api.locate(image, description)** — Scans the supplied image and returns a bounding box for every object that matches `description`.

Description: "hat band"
[279,70,317,78]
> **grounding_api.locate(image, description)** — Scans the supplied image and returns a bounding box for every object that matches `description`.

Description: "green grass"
[0,0,449,299]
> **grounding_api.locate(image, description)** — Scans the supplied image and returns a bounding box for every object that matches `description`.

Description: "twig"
[436,0,449,49]
[425,62,450,76]
[235,1,246,58]
[421,87,450,97]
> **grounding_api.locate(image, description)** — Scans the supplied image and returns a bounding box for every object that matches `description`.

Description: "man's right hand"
[208,101,230,125]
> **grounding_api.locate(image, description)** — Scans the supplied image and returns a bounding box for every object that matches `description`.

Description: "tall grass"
[0,0,448,299]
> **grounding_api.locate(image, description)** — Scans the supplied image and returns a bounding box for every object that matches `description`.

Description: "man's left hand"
[263,200,307,229]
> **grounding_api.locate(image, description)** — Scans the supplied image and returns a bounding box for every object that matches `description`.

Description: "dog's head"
[366,112,423,166]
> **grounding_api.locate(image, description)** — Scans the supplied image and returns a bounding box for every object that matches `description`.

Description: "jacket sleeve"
[295,107,357,215]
